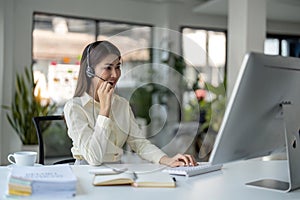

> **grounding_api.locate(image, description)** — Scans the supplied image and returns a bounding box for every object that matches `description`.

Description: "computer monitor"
[209,52,300,192]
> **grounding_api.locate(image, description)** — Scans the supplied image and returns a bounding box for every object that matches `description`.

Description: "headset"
[85,43,108,83]
[86,44,96,78]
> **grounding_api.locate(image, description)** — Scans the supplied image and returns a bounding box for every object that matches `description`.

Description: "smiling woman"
[63,40,197,167]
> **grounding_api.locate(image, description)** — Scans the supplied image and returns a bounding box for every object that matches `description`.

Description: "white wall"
[1,0,300,164]
[0,0,4,164]
[227,0,266,97]
[1,0,21,165]
[267,20,300,35]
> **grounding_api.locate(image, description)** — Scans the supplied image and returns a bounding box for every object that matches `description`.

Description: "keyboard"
[163,162,223,177]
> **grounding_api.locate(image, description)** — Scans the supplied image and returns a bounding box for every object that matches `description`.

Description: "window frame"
[266,33,300,57]
[32,11,154,65]
[180,25,228,86]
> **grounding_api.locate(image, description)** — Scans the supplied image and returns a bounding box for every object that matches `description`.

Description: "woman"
[64,41,196,167]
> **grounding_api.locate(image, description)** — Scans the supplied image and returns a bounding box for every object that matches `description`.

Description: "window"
[33,14,95,108]
[181,27,227,123]
[264,34,300,57]
[32,13,152,110]
[182,27,226,87]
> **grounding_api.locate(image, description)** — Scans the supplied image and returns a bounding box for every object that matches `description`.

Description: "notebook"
[93,171,175,188]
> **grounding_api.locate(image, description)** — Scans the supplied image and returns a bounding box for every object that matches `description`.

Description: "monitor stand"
[246,103,300,192]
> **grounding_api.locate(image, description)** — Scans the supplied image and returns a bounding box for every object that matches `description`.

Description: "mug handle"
[7,154,16,164]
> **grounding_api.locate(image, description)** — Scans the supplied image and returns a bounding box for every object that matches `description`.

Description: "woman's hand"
[96,81,114,117]
[159,154,197,167]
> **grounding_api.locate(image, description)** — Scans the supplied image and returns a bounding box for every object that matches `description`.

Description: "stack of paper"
[7,164,77,198]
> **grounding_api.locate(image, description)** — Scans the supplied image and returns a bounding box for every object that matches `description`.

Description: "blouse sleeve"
[64,100,111,165]
[126,106,167,164]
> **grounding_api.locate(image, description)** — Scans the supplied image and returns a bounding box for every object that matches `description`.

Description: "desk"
[1,160,300,200]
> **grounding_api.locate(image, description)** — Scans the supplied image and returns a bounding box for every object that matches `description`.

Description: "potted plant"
[2,66,56,146]
[195,79,226,161]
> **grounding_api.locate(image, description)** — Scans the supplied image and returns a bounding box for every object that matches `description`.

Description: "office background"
[0,0,300,165]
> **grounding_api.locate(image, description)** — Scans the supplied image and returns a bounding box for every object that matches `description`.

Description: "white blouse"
[64,93,166,165]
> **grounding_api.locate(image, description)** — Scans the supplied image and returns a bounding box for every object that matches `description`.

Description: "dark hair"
[74,41,121,97]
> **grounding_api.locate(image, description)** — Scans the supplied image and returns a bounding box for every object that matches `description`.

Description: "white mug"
[7,151,37,166]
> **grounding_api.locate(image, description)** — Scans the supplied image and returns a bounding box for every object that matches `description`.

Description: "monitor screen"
[209,52,300,192]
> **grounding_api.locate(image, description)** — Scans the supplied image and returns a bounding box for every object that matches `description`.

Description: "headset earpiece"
[86,66,95,78]
[86,44,95,78]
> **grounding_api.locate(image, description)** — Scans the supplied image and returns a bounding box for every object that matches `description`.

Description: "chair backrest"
[32,115,75,165]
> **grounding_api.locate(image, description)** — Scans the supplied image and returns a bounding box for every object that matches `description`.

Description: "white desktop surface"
[1,160,300,200]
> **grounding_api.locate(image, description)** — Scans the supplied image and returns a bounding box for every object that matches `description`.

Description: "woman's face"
[92,53,121,88]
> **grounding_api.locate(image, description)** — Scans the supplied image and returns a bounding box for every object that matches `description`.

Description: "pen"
[132,172,138,180]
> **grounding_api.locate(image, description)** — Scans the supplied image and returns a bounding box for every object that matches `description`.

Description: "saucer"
[7,163,43,168]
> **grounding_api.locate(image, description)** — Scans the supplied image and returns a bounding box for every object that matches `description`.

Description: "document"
[93,171,176,188]
[7,164,77,197]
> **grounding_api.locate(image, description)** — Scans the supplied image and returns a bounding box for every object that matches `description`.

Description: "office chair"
[32,115,75,165]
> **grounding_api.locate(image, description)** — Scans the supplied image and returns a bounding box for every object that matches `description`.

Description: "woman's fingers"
[104,82,112,91]
[170,161,185,167]
[159,154,197,167]
[175,154,197,166]
[176,154,189,166]
[96,81,114,117]
[98,81,109,90]
[182,154,196,166]
[97,81,113,94]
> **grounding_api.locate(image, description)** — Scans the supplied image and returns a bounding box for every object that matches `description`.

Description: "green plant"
[129,51,185,124]
[163,52,185,75]
[129,83,172,124]
[130,85,153,124]
[2,67,56,145]
[200,82,226,133]
[184,78,226,133]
